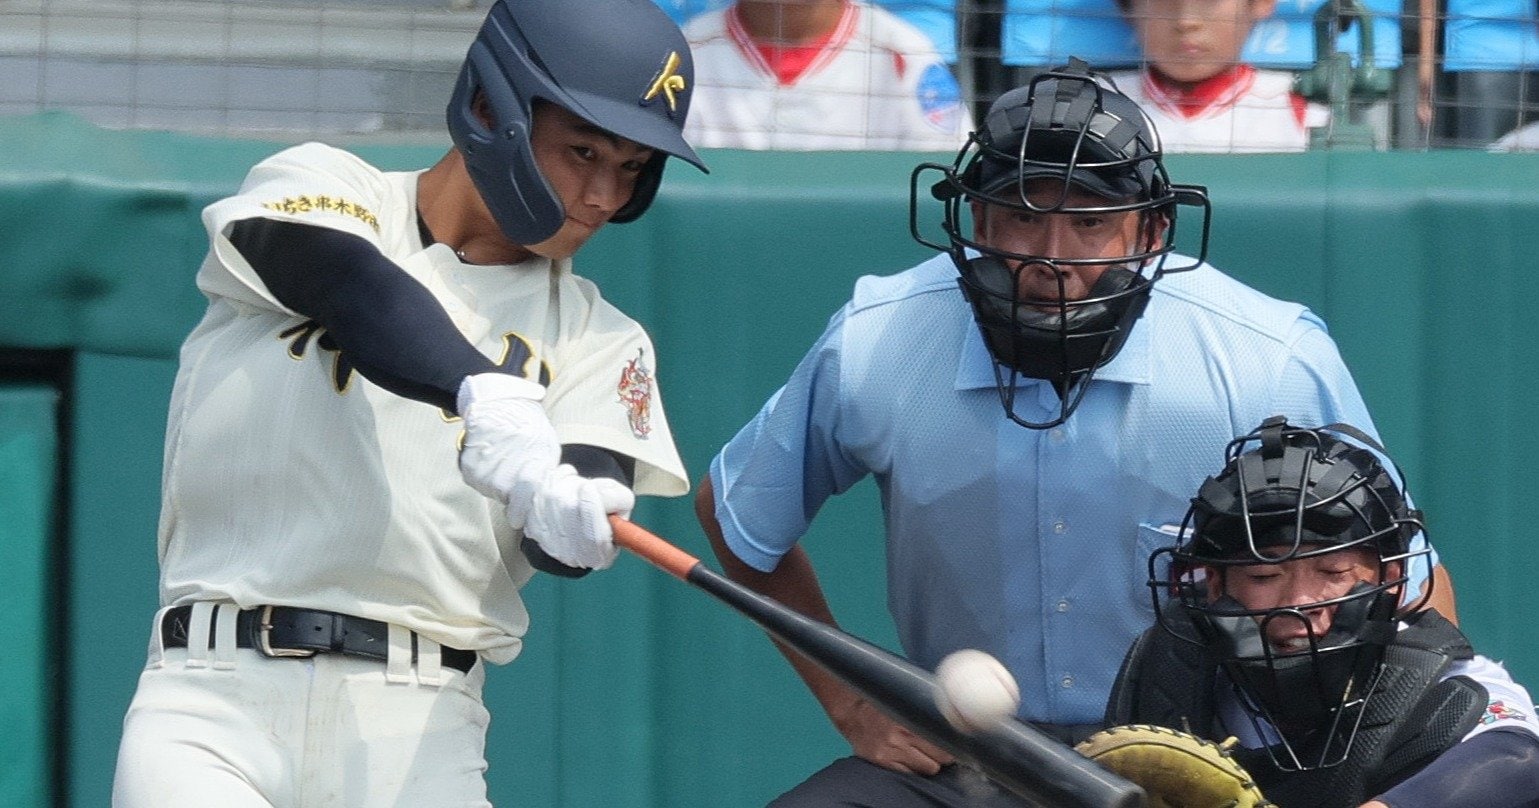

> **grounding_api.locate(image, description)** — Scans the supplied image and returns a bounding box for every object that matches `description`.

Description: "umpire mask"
[912,59,1211,429]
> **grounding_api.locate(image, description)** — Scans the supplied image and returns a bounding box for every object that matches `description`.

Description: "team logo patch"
[916,63,963,133]
[616,349,655,438]
[643,51,688,116]
[1481,700,1529,725]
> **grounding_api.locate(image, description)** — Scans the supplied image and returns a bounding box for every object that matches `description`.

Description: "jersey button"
[1055,599,1070,613]
[1052,520,1067,535]
[1060,675,1074,688]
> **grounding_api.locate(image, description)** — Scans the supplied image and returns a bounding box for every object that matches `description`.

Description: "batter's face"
[971,180,1161,304]
[524,104,654,260]
[1208,547,1399,654]
[1125,0,1276,85]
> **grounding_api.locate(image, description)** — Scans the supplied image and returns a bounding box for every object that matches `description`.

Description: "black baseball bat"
[610,517,1146,808]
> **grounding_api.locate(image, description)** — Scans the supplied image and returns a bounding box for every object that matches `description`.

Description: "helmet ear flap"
[448,39,566,246]
[465,112,564,245]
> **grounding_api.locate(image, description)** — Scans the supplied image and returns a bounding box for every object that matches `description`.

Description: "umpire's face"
[971,179,1164,306]
[524,103,656,260]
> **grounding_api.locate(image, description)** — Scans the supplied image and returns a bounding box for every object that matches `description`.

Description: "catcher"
[1085,416,1539,807]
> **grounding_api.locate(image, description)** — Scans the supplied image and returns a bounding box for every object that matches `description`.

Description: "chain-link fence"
[3,0,1535,149]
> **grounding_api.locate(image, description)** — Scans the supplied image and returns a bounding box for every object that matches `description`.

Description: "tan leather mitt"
[1073,724,1275,808]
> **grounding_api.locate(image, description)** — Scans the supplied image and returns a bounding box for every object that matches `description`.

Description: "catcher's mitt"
[1073,724,1274,808]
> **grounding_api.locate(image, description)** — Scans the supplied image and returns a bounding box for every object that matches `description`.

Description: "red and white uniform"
[1107,66,1328,153]
[682,0,971,151]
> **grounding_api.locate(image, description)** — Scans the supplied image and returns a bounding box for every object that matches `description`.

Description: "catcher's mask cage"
[447,0,707,247]
[910,58,1212,429]
[1149,416,1433,772]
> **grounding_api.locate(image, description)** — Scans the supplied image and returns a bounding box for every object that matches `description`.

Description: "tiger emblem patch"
[617,349,654,438]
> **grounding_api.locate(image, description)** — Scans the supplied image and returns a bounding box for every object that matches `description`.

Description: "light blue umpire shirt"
[708,252,1433,727]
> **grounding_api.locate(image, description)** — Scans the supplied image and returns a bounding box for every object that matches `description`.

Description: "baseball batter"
[681,0,972,150]
[111,1,705,805]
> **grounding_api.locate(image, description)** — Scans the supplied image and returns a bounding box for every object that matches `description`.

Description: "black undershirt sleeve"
[563,444,636,487]
[1377,728,1539,808]
[228,217,497,413]
[233,217,639,578]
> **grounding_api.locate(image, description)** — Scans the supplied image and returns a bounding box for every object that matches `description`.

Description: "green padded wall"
[3,112,1539,806]
[66,354,177,807]
[0,384,58,807]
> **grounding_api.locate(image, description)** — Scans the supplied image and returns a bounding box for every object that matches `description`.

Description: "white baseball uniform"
[1107,66,1329,153]
[682,1,972,151]
[113,142,687,806]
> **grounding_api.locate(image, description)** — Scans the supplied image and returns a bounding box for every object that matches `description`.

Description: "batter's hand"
[457,372,560,528]
[838,697,955,775]
[523,464,635,570]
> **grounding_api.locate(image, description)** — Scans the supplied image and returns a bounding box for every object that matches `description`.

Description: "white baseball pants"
[112,604,493,807]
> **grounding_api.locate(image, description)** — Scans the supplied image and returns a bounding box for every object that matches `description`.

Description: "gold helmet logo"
[642,51,688,115]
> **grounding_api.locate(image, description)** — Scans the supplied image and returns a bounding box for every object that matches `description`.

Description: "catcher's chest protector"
[1109,610,1487,807]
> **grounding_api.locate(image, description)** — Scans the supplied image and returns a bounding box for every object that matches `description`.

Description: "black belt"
[161,604,477,674]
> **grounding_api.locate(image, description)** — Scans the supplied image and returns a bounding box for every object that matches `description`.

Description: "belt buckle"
[257,605,318,658]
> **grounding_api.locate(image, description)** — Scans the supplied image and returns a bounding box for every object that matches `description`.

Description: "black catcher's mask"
[911,59,1212,429]
[1149,416,1432,771]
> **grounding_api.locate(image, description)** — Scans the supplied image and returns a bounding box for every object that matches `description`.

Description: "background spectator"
[1107,0,1329,152]
[682,0,973,150]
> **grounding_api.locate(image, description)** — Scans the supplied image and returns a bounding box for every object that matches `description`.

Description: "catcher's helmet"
[1151,416,1431,771]
[912,59,1211,429]
[447,0,707,246]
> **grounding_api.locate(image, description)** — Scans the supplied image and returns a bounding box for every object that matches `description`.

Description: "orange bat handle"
[610,515,701,580]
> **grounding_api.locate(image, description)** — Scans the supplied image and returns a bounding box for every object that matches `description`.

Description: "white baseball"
[933,649,1021,734]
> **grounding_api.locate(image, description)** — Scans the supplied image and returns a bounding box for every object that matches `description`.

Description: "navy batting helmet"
[447,0,707,246]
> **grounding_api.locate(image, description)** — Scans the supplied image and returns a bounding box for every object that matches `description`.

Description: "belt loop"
[415,635,445,686]
[385,623,413,684]
[212,603,239,670]
[185,602,216,668]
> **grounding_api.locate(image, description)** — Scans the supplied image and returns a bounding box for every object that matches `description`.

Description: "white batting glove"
[457,373,561,529]
[522,464,635,570]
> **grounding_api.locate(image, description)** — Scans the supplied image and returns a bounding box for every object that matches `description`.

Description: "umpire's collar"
[953,311,1153,391]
